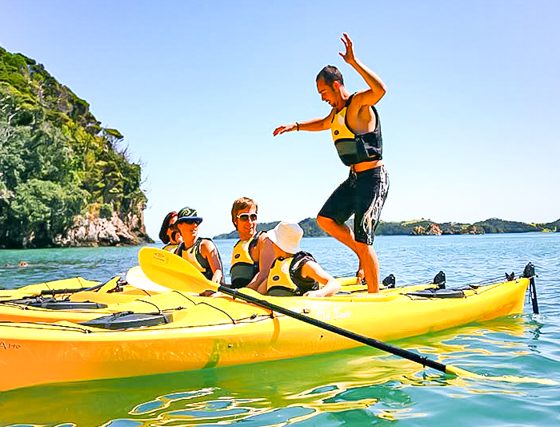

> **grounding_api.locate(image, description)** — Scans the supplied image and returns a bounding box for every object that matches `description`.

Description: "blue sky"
[1,0,559,238]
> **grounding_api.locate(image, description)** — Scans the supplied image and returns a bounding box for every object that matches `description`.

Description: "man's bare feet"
[356,268,366,286]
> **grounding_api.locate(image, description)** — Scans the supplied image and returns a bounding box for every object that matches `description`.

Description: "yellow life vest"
[175,238,213,281]
[330,94,383,166]
[266,252,318,296]
[162,243,178,252]
[230,233,260,289]
[331,105,356,141]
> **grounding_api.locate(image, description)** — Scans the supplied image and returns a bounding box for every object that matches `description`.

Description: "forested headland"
[0,47,151,248]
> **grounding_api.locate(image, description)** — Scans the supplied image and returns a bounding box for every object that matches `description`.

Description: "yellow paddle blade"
[125,265,170,293]
[138,247,218,294]
[445,364,557,385]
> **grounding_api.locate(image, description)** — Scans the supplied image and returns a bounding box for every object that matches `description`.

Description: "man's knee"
[355,241,372,256]
[317,215,335,232]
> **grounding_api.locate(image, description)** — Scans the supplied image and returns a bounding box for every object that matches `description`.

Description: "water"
[0,233,559,426]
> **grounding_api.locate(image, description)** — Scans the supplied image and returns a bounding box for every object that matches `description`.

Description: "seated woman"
[158,211,182,252]
[257,222,340,297]
[229,197,275,290]
[174,207,224,285]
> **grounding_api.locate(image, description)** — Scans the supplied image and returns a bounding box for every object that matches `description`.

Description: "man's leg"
[317,176,357,261]
[316,215,358,253]
[355,242,379,293]
[317,215,373,290]
[317,176,366,284]
[353,166,389,293]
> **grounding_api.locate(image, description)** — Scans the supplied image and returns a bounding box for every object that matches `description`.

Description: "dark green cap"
[176,207,203,224]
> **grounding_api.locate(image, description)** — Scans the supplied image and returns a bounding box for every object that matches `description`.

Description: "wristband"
[296,122,300,131]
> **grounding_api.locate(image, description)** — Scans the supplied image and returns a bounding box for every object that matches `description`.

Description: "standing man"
[273,33,389,293]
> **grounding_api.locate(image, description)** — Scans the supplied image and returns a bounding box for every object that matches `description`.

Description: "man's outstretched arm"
[273,115,332,136]
[339,33,386,106]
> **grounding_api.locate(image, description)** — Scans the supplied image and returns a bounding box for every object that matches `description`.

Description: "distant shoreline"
[213,217,560,240]
[213,230,556,241]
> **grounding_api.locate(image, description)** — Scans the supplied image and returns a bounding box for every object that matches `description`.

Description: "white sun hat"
[267,222,303,254]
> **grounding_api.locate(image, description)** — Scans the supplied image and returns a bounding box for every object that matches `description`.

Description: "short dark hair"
[316,65,344,86]
[231,197,258,226]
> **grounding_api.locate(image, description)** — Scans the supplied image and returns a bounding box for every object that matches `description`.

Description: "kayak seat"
[406,288,465,299]
[80,311,173,330]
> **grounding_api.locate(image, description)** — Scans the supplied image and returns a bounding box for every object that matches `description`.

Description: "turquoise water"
[0,233,559,426]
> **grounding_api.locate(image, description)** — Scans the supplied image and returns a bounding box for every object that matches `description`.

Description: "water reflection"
[2,315,546,426]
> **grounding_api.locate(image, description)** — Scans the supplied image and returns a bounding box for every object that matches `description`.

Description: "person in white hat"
[257,222,340,297]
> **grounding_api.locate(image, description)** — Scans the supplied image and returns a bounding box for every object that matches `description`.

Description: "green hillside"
[0,47,149,248]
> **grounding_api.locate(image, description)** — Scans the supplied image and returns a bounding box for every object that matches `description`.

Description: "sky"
[1,0,559,238]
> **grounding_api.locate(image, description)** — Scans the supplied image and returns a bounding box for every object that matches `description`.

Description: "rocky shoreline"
[52,212,152,247]
[6,211,153,249]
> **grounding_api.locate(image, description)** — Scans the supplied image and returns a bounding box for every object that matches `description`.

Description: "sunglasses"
[179,218,203,225]
[237,213,258,222]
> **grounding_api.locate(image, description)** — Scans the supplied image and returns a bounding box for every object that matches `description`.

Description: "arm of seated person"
[301,261,341,297]
[201,240,224,284]
[246,235,275,291]
[256,280,268,295]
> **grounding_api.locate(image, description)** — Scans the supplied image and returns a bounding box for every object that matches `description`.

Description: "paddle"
[138,247,554,385]
[125,265,171,293]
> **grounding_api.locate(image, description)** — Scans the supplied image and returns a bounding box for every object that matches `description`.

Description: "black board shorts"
[318,165,389,245]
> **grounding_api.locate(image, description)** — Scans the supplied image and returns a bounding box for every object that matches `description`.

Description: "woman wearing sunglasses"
[158,211,183,252]
[174,206,224,285]
[229,197,274,289]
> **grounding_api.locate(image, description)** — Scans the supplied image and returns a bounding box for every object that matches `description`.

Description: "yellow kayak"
[0,273,157,302]
[0,272,530,391]
[0,276,102,301]
[0,273,436,323]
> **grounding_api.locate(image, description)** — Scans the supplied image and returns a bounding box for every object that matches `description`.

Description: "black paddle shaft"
[219,286,449,374]
[523,263,539,315]
[529,278,539,314]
